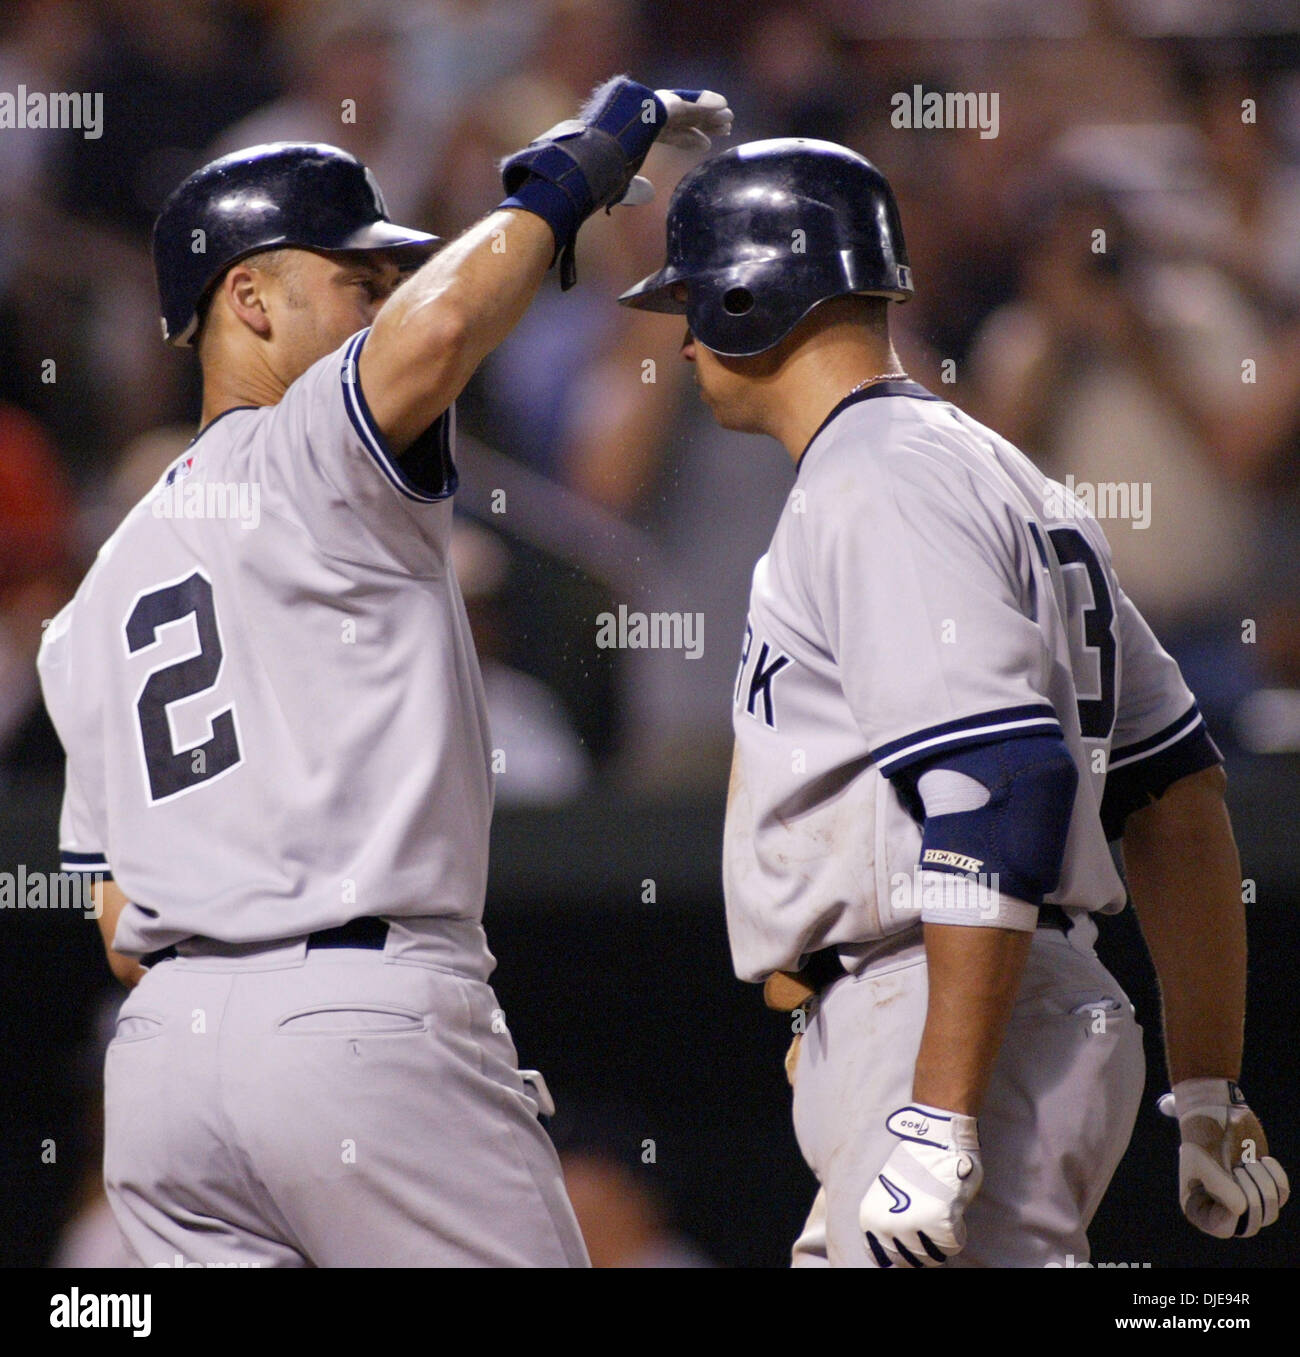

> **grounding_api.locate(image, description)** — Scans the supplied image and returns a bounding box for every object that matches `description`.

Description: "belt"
[142,915,390,969]
[763,903,1073,1012]
[1037,903,1071,933]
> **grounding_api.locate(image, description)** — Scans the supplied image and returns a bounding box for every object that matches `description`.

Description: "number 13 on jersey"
[1031,521,1117,743]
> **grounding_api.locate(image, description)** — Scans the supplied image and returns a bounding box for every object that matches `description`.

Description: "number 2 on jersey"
[125,571,243,803]
[1045,525,1117,741]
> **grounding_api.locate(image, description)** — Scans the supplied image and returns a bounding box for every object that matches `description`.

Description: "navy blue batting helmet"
[619,138,912,357]
[152,142,441,346]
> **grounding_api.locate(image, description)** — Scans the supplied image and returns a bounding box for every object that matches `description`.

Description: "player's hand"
[499,77,730,283]
[859,1104,983,1267]
[650,89,733,151]
[615,90,733,206]
[1158,1078,1289,1238]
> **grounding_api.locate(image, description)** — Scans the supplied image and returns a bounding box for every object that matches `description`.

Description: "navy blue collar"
[190,404,259,446]
[797,379,941,474]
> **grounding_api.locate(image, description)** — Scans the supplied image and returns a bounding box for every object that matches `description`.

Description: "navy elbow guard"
[499,76,663,288]
[895,733,1078,908]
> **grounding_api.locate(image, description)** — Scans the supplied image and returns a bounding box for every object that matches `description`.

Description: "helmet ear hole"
[722,286,755,316]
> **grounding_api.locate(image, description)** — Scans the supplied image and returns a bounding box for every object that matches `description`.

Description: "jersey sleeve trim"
[60,849,111,877]
[1108,702,1205,770]
[341,329,458,504]
[871,702,1062,775]
[1100,702,1223,840]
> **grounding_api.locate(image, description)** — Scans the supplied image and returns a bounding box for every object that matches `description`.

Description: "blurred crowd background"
[4,0,1300,1269]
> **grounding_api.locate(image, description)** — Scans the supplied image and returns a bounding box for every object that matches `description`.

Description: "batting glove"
[859,1104,983,1267]
[1158,1078,1290,1238]
[615,91,734,205]
[650,89,733,151]
[499,79,730,286]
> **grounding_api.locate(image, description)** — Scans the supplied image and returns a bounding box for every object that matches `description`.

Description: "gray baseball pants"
[789,922,1146,1268]
[103,919,589,1267]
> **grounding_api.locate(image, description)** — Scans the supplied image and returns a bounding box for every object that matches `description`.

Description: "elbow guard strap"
[894,732,1078,911]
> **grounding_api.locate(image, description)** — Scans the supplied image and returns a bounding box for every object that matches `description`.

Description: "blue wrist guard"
[499,75,665,288]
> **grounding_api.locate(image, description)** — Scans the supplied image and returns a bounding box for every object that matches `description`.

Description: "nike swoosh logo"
[880,1175,911,1214]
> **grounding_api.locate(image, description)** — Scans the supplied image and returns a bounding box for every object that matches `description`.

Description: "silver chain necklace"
[844,370,908,400]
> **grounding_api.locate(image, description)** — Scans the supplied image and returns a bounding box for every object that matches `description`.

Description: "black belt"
[1037,903,1071,933]
[802,903,1072,993]
[142,916,389,968]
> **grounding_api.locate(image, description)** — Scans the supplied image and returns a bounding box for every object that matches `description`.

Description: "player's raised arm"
[360,80,731,453]
[1122,764,1290,1239]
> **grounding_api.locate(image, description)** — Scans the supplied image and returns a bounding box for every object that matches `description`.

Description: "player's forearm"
[1122,764,1245,1084]
[383,207,553,375]
[361,209,554,449]
[913,922,1033,1115]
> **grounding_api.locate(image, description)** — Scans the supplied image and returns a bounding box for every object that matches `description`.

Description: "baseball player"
[37,81,731,1267]
[620,138,1290,1267]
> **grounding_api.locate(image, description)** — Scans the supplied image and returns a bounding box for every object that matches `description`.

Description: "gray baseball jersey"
[724,381,1219,982]
[38,327,493,958]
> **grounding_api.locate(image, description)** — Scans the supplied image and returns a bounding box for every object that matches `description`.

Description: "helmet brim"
[617,267,689,314]
[619,259,911,359]
[327,220,442,259]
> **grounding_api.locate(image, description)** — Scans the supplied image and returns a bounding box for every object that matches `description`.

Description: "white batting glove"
[614,90,731,206]
[859,1104,983,1267]
[651,89,733,151]
[1158,1078,1290,1239]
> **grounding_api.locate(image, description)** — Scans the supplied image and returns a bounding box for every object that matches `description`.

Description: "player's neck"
[197,344,294,428]
[763,332,906,462]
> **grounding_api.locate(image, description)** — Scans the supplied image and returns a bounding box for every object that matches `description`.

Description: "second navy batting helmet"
[152,142,441,346]
[619,138,912,356]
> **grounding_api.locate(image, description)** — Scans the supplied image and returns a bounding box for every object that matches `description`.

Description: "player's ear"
[222,264,274,339]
